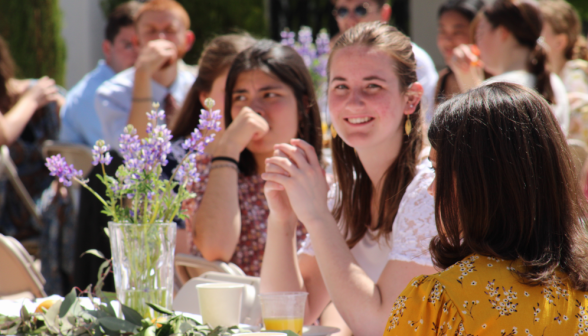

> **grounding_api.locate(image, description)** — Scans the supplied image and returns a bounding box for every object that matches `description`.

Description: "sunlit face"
[136,10,190,58]
[541,21,563,63]
[328,46,409,151]
[475,15,503,74]
[437,10,472,65]
[200,69,229,130]
[231,69,299,155]
[106,26,138,73]
[334,0,383,32]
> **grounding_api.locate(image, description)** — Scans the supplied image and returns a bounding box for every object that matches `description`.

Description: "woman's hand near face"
[262,139,330,227]
[22,76,60,109]
[449,44,485,92]
[215,106,269,159]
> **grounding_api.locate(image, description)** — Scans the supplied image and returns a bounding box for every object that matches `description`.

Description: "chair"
[173,271,261,327]
[567,139,588,183]
[0,233,46,298]
[0,145,43,229]
[42,141,94,214]
[174,253,246,285]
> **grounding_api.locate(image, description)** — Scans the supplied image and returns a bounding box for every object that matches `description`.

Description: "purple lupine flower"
[316,30,331,56]
[92,140,113,166]
[174,152,200,185]
[280,30,296,47]
[45,154,83,187]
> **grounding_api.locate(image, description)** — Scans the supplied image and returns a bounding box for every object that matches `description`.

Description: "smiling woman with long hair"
[259,22,437,335]
[384,82,588,335]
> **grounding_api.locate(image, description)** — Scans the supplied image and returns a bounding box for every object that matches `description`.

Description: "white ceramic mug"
[196,283,245,328]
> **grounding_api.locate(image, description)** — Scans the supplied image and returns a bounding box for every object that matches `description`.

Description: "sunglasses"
[333,2,372,18]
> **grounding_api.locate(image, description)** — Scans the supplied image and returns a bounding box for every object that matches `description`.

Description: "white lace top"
[298,156,437,282]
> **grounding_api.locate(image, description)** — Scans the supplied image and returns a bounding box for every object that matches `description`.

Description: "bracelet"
[210,163,239,172]
[132,97,152,102]
[211,156,239,166]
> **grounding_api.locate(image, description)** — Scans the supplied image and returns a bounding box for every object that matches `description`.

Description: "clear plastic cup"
[259,292,308,336]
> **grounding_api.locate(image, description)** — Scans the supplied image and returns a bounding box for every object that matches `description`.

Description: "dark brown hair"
[171,33,256,138]
[327,22,423,248]
[105,1,141,43]
[483,0,556,104]
[224,39,323,176]
[428,82,588,290]
[0,35,15,113]
[540,0,588,61]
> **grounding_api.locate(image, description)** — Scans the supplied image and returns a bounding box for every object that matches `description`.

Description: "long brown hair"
[171,33,255,138]
[539,0,588,61]
[328,22,423,248]
[428,82,588,290]
[0,35,16,113]
[224,40,323,176]
[483,0,556,104]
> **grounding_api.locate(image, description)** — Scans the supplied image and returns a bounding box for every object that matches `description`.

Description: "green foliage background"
[101,0,267,65]
[0,0,66,85]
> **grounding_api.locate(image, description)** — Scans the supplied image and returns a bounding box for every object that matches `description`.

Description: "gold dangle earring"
[330,124,337,138]
[405,105,413,136]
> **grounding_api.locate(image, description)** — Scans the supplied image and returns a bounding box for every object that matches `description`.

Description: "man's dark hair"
[332,0,388,9]
[104,1,141,43]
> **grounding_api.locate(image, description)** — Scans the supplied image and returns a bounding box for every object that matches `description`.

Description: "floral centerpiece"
[280,26,330,129]
[45,99,221,318]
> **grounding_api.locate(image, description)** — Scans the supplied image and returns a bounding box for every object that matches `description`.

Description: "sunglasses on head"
[333,2,372,18]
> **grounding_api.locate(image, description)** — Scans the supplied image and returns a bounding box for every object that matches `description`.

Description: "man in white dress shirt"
[332,0,439,121]
[95,0,196,149]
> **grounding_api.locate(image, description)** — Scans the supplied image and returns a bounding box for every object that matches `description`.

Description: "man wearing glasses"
[333,0,439,124]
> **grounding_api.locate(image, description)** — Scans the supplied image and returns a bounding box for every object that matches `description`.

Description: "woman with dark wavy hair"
[384,82,588,335]
[182,39,322,276]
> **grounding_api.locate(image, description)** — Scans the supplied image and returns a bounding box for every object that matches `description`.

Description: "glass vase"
[108,222,176,319]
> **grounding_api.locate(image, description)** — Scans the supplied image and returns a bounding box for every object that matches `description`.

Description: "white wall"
[60,0,106,89]
[410,0,445,70]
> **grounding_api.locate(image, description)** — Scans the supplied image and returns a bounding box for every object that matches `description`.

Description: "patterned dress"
[182,154,307,276]
[383,254,588,335]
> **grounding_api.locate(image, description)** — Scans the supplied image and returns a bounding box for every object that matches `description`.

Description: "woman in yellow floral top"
[384,82,588,335]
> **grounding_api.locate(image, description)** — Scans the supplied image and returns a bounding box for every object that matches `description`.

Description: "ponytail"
[528,40,555,105]
[572,35,588,61]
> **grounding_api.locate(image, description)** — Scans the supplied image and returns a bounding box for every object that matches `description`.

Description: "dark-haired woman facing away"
[434,0,484,110]
[451,0,570,135]
[181,40,322,276]
[384,82,588,335]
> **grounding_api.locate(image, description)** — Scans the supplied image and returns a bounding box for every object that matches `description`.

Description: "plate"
[303,325,341,336]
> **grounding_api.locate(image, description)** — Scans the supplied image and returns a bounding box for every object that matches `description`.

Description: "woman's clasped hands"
[262,139,330,227]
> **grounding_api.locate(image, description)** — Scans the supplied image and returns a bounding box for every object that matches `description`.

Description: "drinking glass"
[259,292,308,335]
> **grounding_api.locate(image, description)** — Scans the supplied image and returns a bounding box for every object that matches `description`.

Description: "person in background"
[95,0,195,149]
[164,33,256,255]
[181,40,321,277]
[260,22,437,335]
[0,35,75,294]
[435,0,484,106]
[332,0,439,124]
[0,35,63,240]
[540,0,588,143]
[384,82,588,335]
[450,0,570,135]
[59,1,140,147]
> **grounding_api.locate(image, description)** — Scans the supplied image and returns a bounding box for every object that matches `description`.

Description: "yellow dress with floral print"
[383,254,588,336]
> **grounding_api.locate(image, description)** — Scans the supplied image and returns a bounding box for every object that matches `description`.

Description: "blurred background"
[0,0,586,89]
